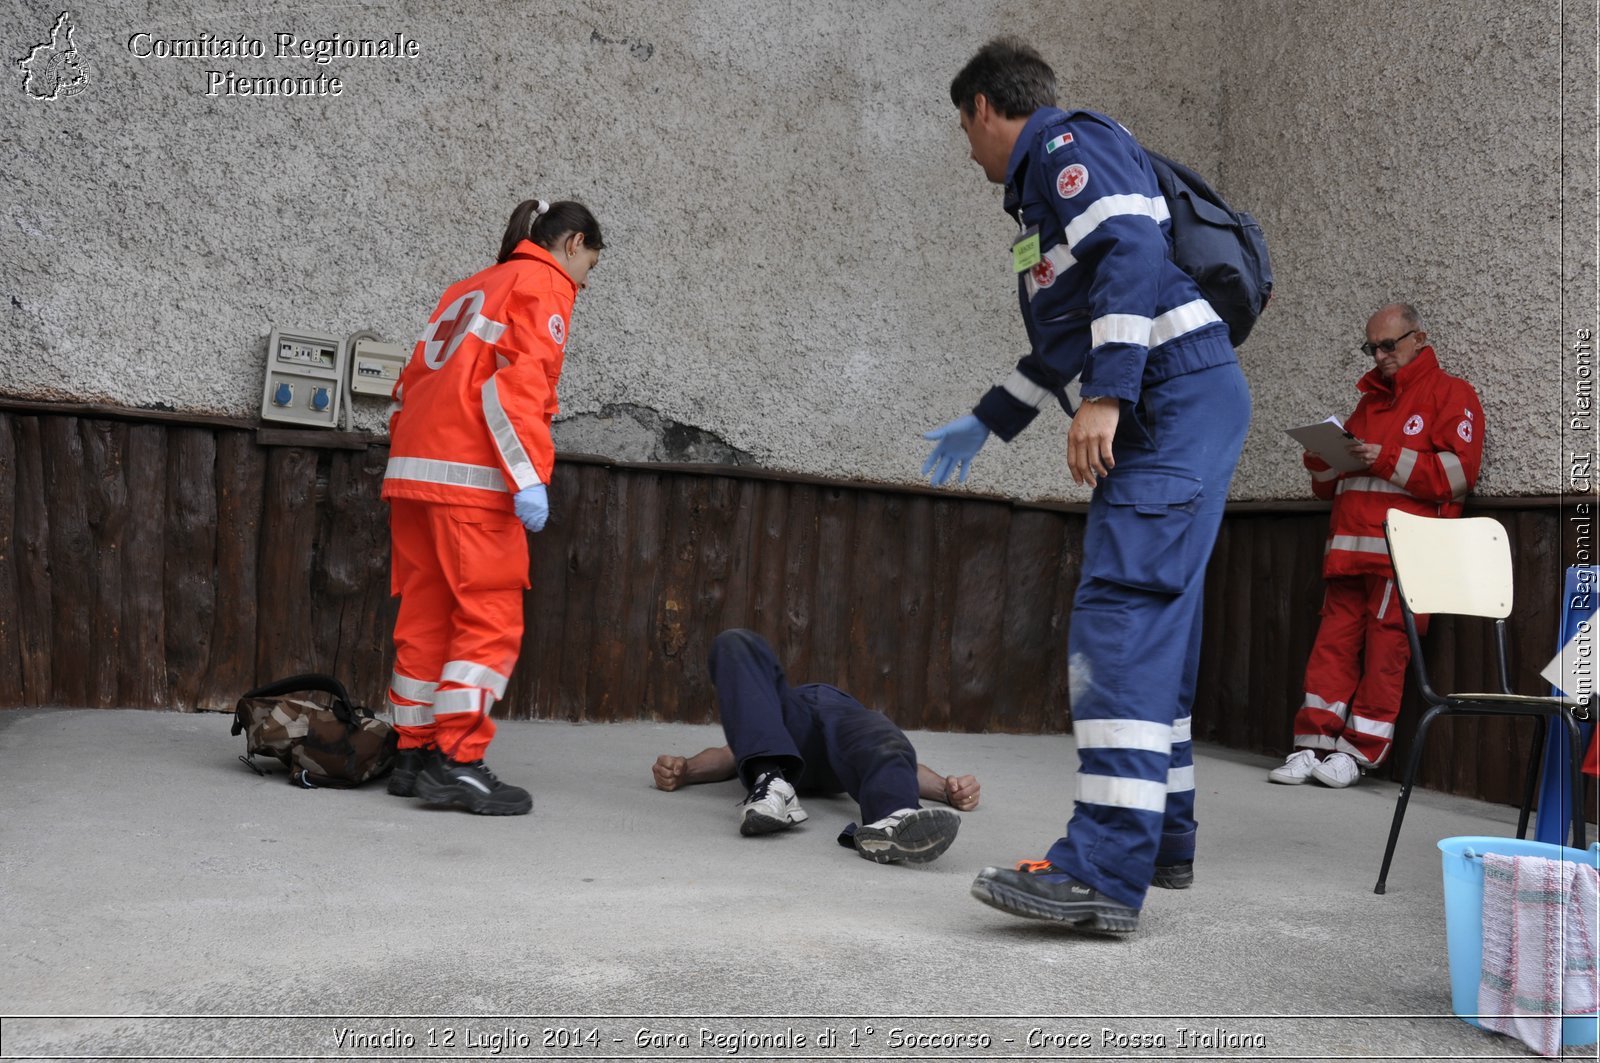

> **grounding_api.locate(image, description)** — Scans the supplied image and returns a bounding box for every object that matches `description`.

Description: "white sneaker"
[1268,749,1319,785]
[737,772,808,836]
[1311,751,1361,788]
[853,807,961,864]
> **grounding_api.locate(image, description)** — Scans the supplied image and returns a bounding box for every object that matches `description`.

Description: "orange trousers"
[387,499,528,762]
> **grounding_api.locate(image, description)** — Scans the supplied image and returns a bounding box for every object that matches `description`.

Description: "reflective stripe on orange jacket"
[382,240,576,511]
[1304,347,1485,578]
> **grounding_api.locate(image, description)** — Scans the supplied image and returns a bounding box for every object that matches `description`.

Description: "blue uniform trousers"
[1044,361,1251,908]
[708,629,921,824]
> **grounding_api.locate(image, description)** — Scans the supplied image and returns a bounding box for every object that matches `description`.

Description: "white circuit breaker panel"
[348,338,408,397]
[260,328,347,428]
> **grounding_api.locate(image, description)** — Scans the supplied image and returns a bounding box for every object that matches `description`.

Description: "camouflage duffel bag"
[232,673,397,789]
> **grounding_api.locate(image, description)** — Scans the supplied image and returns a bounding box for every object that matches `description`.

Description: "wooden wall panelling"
[1192,520,1229,747]
[776,483,819,689]
[42,417,93,708]
[0,415,20,702]
[202,430,264,708]
[120,425,168,707]
[844,491,905,721]
[254,447,319,682]
[582,469,635,724]
[888,495,936,731]
[513,469,573,720]
[318,445,393,710]
[808,485,855,700]
[1258,516,1307,753]
[685,474,739,726]
[947,499,1009,732]
[80,419,128,707]
[994,508,1062,734]
[11,416,52,705]
[922,497,963,734]
[648,470,705,724]
[610,470,664,722]
[164,428,218,709]
[355,446,399,711]
[710,477,761,660]
[744,476,789,671]
[555,463,609,722]
[1217,519,1258,749]
[1039,509,1083,734]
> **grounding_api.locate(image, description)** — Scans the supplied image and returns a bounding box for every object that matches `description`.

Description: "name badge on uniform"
[1011,225,1041,273]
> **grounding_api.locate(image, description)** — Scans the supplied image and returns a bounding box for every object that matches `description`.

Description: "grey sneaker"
[853,807,961,864]
[738,772,808,836]
[1268,749,1319,785]
[1311,751,1361,788]
[971,860,1140,933]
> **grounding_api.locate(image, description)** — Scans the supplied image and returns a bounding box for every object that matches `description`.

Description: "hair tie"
[526,199,550,241]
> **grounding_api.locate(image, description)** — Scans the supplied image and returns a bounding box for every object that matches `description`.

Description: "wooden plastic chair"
[1374,509,1593,894]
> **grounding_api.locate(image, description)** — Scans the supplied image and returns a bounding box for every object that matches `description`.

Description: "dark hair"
[497,198,606,263]
[949,37,1057,119]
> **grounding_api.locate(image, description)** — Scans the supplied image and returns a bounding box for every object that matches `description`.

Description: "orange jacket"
[1305,347,1485,578]
[383,241,576,511]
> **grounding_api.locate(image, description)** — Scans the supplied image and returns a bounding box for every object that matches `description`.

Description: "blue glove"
[513,483,549,532]
[921,414,991,486]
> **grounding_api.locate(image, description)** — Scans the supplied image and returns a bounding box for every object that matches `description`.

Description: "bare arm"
[917,762,981,811]
[652,745,738,791]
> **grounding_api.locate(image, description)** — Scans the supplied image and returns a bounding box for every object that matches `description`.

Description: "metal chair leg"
[1516,715,1548,839]
[1377,704,1446,894]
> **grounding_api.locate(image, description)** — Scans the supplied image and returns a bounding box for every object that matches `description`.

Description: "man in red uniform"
[1270,304,1484,788]
[381,199,603,815]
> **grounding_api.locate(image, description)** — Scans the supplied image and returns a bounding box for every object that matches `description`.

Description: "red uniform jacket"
[382,240,576,512]
[1306,347,1485,578]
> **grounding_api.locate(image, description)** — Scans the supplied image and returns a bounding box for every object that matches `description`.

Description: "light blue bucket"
[1438,835,1600,1046]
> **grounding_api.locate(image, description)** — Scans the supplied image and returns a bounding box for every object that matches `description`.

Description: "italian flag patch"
[1045,132,1074,153]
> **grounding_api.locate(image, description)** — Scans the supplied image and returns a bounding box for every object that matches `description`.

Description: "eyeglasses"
[1359,330,1417,358]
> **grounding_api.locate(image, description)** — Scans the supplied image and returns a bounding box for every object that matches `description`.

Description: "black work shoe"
[1152,861,1194,890]
[387,747,427,797]
[853,807,961,864]
[970,860,1140,933]
[414,755,532,815]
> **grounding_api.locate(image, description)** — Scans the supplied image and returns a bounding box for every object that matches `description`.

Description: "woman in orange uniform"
[381,198,603,815]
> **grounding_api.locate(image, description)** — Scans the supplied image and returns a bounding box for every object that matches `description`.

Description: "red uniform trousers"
[387,499,529,762]
[1292,573,1427,768]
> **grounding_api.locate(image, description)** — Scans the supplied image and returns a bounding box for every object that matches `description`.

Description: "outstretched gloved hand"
[514,483,549,532]
[921,414,991,486]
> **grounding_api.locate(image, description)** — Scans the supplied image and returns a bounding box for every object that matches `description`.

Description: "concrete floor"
[0,708,1584,1060]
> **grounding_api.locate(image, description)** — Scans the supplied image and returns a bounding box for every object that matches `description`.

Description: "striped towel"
[1477,852,1600,1057]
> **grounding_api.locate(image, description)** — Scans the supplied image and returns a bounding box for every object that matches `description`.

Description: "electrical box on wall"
[349,338,408,397]
[261,328,346,428]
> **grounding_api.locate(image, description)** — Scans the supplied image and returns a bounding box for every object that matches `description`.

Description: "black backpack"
[1145,149,1274,347]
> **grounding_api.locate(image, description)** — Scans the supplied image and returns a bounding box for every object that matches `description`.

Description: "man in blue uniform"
[651,629,981,864]
[923,39,1251,932]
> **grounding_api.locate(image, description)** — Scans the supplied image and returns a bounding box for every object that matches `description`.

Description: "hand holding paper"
[1286,416,1369,472]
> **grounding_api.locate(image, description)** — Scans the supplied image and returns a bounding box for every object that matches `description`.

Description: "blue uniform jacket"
[973,107,1236,441]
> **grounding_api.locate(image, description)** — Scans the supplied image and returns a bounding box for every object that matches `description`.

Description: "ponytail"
[497,198,606,263]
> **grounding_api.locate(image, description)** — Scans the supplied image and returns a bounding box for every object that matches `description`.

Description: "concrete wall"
[2,1,1591,502]
[1220,0,1597,500]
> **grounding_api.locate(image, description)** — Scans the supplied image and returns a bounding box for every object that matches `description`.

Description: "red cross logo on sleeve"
[1056,164,1089,199]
